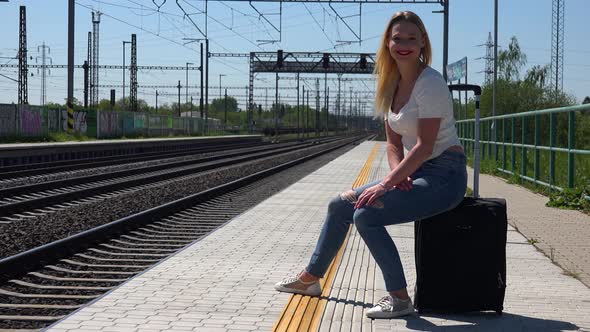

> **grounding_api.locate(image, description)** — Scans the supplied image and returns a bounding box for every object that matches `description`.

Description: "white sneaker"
[274,273,322,297]
[366,295,416,319]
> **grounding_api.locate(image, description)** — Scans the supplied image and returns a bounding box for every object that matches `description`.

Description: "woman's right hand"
[393,177,413,191]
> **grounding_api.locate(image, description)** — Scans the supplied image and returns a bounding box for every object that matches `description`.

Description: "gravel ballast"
[0,143,283,190]
[0,139,358,259]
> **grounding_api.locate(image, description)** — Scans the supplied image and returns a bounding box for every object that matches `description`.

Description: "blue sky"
[0,0,588,110]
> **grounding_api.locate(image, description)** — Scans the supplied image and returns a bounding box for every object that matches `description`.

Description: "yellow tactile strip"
[273,143,380,332]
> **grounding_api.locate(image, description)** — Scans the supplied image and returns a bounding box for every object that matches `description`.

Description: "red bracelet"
[378,182,388,191]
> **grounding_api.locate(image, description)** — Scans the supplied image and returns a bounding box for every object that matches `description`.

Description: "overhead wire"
[125,0,160,17]
[302,3,335,49]
[6,1,410,105]
[179,0,264,50]
[83,0,373,57]
[86,0,160,16]
[77,1,265,94]
[75,1,199,53]
[217,1,275,42]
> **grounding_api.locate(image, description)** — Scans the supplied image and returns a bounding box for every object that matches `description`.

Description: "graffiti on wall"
[61,110,88,134]
[21,106,43,136]
[1,106,207,138]
[98,111,120,137]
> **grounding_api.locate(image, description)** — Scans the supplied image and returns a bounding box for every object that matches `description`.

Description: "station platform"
[47,141,590,332]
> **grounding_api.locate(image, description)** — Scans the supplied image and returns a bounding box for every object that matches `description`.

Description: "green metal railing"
[457,103,590,201]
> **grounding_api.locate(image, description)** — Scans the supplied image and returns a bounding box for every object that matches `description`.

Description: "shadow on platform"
[323,297,581,331]
[404,312,580,332]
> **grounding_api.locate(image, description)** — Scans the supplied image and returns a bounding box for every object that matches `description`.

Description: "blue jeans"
[305,149,467,291]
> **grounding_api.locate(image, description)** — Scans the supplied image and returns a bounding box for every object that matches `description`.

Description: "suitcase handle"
[448,84,481,95]
[448,84,482,198]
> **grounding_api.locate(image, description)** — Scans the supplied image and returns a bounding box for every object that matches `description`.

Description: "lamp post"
[182,37,207,133]
[224,88,228,131]
[186,62,193,105]
[122,40,131,108]
[493,0,498,157]
[219,74,226,99]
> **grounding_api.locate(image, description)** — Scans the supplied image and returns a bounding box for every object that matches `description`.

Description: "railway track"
[0,138,340,223]
[0,138,264,181]
[0,135,369,330]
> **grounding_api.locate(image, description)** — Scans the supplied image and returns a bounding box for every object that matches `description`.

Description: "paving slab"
[47,142,590,332]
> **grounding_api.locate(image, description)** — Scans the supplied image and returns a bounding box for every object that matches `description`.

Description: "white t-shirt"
[387,66,461,160]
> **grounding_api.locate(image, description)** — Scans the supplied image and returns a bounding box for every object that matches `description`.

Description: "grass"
[475,143,590,282]
[562,270,581,280]
[468,144,590,215]
[0,132,97,143]
[529,243,582,282]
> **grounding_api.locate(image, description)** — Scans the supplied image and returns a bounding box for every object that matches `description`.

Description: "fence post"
[487,119,496,159]
[482,120,487,160]
[549,113,555,189]
[534,114,540,183]
[469,120,481,156]
[568,111,575,188]
[511,117,516,172]
[494,117,499,161]
[521,116,527,178]
[502,117,507,171]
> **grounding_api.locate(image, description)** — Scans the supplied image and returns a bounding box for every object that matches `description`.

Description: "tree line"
[454,36,589,149]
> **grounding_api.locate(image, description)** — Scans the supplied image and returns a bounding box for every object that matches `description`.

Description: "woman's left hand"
[354,184,387,209]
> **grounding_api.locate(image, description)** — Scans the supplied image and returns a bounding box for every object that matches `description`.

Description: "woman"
[275,11,467,319]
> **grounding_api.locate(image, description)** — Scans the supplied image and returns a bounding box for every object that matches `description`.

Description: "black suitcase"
[413,84,507,315]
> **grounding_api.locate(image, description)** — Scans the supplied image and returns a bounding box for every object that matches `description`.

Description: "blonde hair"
[374,11,432,116]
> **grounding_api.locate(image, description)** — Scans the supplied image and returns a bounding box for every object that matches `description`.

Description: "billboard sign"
[446,57,467,82]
